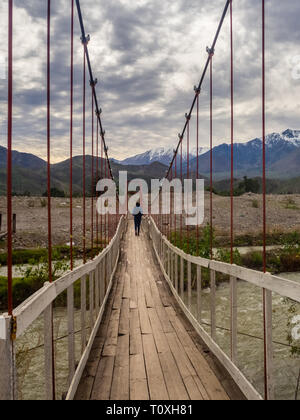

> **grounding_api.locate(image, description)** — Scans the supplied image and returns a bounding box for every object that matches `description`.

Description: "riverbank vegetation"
[170,226,300,279]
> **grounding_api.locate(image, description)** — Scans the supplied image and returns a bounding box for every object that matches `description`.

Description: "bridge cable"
[230,0,234,266]
[47,0,52,283]
[262,0,269,401]
[70,0,74,271]
[82,45,87,263]
[75,0,115,185]
[164,0,231,181]
[209,51,214,260]
[196,89,200,255]
[186,114,191,254]
[91,92,94,252]
[47,0,56,400]
[7,0,13,316]
[96,117,99,251]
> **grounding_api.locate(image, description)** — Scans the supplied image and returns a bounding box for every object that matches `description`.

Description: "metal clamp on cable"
[194,85,201,95]
[81,34,90,45]
[90,78,98,87]
[96,108,102,117]
[178,133,183,141]
[185,113,191,121]
[206,46,215,57]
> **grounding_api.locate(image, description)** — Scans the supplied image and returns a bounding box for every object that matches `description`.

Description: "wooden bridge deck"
[75,220,244,401]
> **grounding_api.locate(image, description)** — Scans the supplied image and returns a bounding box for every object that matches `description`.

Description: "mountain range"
[0,129,300,195]
[115,129,300,179]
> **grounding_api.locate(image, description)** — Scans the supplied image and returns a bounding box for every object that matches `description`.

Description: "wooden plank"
[148,308,169,354]
[123,272,131,299]
[158,351,190,400]
[165,332,197,378]
[102,309,121,357]
[142,334,169,400]
[156,280,172,308]
[165,306,229,400]
[91,356,115,400]
[119,298,130,336]
[130,354,149,401]
[144,279,155,308]
[110,334,130,400]
[129,309,143,356]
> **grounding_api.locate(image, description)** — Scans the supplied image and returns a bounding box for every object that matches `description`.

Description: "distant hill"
[0,149,168,196]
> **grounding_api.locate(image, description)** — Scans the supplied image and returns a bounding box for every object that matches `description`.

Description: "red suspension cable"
[47,0,56,400]
[262,1,267,274]
[180,140,183,247]
[230,0,234,265]
[174,153,177,245]
[83,47,86,264]
[47,0,52,283]
[196,92,200,255]
[7,0,13,316]
[96,118,99,251]
[101,133,103,248]
[209,52,214,260]
[262,0,269,402]
[70,0,74,271]
[187,117,190,254]
[91,93,94,252]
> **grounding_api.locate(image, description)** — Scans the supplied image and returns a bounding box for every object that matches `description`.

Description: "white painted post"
[89,272,95,333]
[95,265,100,316]
[263,288,274,400]
[175,254,178,292]
[44,304,55,400]
[210,270,216,341]
[230,276,238,364]
[0,315,16,400]
[197,266,202,323]
[67,285,75,386]
[188,261,192,310]
[81,276,87,354]
[180,256,184,300]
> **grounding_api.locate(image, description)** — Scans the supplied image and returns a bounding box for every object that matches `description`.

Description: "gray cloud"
[0,0,299,163]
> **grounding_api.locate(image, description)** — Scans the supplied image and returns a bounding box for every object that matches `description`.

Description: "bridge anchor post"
[0,314,17,400]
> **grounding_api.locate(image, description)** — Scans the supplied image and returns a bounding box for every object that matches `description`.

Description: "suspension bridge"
[1,0,300,401]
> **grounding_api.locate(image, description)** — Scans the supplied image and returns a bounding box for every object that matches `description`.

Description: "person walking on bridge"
[132,202,143,236]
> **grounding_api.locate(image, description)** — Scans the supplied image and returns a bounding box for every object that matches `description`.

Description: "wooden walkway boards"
[75,220,243,401]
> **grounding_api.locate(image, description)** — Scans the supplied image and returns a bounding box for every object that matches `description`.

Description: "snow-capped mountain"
[117,146,209,166]
[116,129,300,179]
[188,129,300,178]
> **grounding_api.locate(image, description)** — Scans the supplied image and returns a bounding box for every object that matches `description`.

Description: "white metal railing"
[148,217,300,401]
[0,216,125,400]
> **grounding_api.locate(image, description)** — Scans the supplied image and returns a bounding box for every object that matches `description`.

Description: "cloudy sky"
[0,0,299,163]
